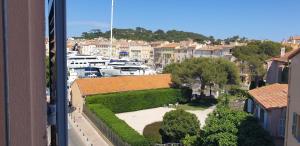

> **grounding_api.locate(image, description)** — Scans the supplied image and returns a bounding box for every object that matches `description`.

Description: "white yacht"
[100,64,156,77]
[67,55,110,69]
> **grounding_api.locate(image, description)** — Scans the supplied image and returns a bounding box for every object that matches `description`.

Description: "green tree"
[79,27,212,42]
[233,40,287,86]
[202,106,274,146]
[164,58,240,97]
[160,109,200,143]
[180,134,198,146]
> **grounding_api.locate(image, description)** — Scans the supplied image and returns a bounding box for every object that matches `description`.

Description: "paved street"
[68,112,112,146]
[68,120,86,146]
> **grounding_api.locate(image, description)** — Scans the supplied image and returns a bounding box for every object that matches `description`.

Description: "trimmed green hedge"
[85,88,189,146]
[143,122,163,144]
[87,104,152,146]
[86,88,187,113]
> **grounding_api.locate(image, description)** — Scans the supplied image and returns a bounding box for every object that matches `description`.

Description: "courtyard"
[116,106,216,134]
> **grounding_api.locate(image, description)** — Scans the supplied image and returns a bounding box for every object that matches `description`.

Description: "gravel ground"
[116,106,216,134]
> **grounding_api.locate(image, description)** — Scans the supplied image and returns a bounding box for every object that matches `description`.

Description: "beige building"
[70,74,172,112]
[174,46,195,63]
[285,48,300,146]
[154,43,180,67]
[129,44,153,62]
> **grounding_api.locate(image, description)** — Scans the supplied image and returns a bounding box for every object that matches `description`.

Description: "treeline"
[77,27,211,43]
[232,41,292,86]
[76,27,244,44]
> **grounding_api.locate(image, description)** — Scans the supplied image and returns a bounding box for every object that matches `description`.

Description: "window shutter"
[292,112,297,136]
[247,99,252,113]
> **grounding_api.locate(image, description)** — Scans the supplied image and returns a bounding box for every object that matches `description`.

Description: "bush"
[143,122,163,144]
[228,86,250,99]
[160,109,200,143]
[87,88,187,113]
[202,106,274,146]
[181,134,198,146]
[87,104,152,146]
[203,132,238,146]
[237,116,274,146]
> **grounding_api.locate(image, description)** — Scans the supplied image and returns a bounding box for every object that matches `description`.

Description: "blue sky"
[63,0,300,41]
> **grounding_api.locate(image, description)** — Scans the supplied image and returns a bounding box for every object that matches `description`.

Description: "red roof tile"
[288,48,300,59]
[249,84,288,109]
[74,74,172,96]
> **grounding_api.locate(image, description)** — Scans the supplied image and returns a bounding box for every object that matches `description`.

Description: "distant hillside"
[77,27,214,43]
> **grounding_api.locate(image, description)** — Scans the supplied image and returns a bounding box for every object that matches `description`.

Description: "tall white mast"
[110,0,114,59]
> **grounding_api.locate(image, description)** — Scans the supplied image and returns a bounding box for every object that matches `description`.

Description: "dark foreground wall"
[0,0,47,145]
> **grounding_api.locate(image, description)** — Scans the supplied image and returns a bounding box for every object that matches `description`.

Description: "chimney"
[280,47,286,57]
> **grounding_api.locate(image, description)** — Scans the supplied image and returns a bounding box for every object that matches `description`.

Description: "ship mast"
[110,0,114,59]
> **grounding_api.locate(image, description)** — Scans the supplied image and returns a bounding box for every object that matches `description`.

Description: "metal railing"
[83,105,130,146]
[155,143,182,146]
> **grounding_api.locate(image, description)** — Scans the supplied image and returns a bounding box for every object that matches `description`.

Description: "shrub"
[181,134,198,146]
[87,88,186,113]
[237,116,274,146]
[160,109,200,143]
[143,122,163,144]
[228,86,250,99]
[202,106,274,146]
[203,132,238,146]
[87,104,152,146]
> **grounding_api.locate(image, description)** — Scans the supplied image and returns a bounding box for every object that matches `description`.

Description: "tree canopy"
[202,106,274,146]
[232,40,291,78]
[160,109,200,143]
[77,27,213,43]
[163,58,240,96]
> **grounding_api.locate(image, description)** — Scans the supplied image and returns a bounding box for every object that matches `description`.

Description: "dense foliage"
[78,27,213,43]
[86,88,188,113]
[233,40,291,80]
[85,88,190,145]
[163,58,240,96]
[143,122,163,144]
[87,104,151,146]
[202,107,274,146]
[160,109,200,143]
[224,36,248,45]
[181,134,198,146]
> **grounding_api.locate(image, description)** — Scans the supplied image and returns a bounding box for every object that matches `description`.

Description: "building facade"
[285,48,300,146]
[248,84,288,138]
[154,43,179,68]
[70,74,172,112]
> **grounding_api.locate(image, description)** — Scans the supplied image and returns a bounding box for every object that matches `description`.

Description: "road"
[68,120,86,146]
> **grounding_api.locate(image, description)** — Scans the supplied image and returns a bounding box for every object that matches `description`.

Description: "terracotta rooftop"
[288,48,300,59]
[160,43,180,49]
[290,36,300,40]
[269,48,300,62]
[249,83,288,109]
[74,74,172,96]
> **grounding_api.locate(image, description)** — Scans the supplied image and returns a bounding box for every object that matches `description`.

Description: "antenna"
[110,0,114,59]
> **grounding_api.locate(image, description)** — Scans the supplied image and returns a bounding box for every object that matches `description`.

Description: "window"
[279,114,285,137]
[247,99,253,113]
[292,112,300,141]
[260,108,265,124]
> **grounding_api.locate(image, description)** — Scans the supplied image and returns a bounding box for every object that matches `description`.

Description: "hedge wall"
[86,88,187,113]
[87,104,152,146]
[85,88,189,145]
